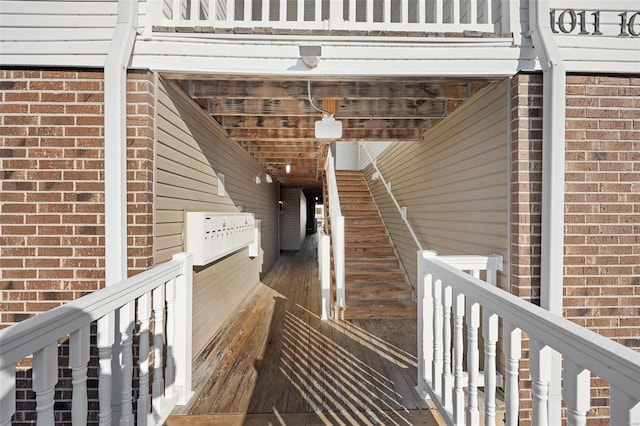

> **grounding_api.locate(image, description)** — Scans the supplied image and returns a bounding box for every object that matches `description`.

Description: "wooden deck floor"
[166,236,442,425]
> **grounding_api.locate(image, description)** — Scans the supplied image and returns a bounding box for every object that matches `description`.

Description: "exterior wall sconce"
[255,175,262,184]
[265,174,273,183]
[300,45,321,69]
[285,163,291,174]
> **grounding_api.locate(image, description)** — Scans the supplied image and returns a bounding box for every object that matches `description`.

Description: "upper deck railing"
[153,0,503,33]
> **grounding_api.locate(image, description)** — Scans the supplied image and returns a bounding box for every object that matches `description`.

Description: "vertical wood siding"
[155,78,279,357]
[279,188,306,250]
[365,80,510,291]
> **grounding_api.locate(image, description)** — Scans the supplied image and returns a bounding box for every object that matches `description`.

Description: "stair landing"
[336,170,416,320]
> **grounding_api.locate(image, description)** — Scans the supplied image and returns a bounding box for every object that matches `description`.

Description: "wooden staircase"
[335,170,416,320]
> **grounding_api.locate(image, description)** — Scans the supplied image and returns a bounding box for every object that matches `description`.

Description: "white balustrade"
[156,0,500,32]
[417,250,640,425]
[0,253,194,426]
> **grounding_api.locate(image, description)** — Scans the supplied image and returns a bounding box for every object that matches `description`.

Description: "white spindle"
[0,365,15,426]
[314,0,321,23]
[172,0,181,20]
[261,0,269,22]
[452,291,465,424]
[483,0,492,24]
[563,360,590,426]
[69,325,90,426]
[441,283,453,409]
[348,0,356,22]
[432,278,443,394]
[503,322,521,426]
[610,387,640,426]
[417,0,425,23]
[152,285,166,402]
[137,293,152,426]
[296,0,303,21]
[33,344,57,426]
[244,0,251,21]
[366,0,373,23]
[469,0,477,23]
[165,278,177,400]
[530,339,551,426]
[466,300,480,426]
[97,315,114,426]
[401,0,408,23]
[452,0,459,23]
[227,0,235,22]
[119,302,135,426]
[483,308,499,426]
[384,0,391,23]
[190,0,201,19]
[435,0,443,23]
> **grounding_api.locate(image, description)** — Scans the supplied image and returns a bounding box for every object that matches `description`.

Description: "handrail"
[0,253,194,426]
[324,149,345,310]
[417,250,640,425]
[359,142,424,251]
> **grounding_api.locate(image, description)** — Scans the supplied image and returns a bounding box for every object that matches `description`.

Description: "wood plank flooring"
[166,236,441,425]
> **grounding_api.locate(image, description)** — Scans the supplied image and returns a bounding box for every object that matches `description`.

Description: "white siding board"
[366,81,510,292]
[155,77,279,358]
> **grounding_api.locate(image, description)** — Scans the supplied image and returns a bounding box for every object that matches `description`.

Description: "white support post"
[610,387,640,426]
[466,300,480,426]
[33,344,57,426]
[483,307,499,426]
[69,325,90,426]
[172,252,194,404]
[562,360,590,426]
[320,233,331,321]
[137,292,152,425]
[416,250,435,397]
[503,322,521,426]
[97,314,114,426]
[0,365,16,426]
[334,216,345,308]
[383,0,391,23]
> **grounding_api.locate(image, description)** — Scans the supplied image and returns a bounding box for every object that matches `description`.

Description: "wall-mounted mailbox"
[185,212,256,266]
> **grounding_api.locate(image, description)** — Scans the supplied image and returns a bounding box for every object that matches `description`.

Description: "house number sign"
[550,9,640,37]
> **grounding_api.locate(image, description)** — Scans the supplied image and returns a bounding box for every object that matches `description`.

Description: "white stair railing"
[156,0,499,32]
[324,149,346,314]
[417,250,640,426]
[317,224,332,320]
[0,253,194,426]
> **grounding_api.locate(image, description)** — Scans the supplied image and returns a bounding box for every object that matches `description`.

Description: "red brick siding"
[564,74,640,421]
[510,73,543,425]
[0,69,155,329]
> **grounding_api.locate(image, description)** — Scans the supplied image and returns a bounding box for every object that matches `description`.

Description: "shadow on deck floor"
[166,236,443,425]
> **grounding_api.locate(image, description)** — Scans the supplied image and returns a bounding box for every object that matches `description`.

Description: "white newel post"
[172,252,194,404]
[416,250,435,398]
[33,343,57,426]
[165,278,176,401]
[69,325,90,425]
[0,365,16,426]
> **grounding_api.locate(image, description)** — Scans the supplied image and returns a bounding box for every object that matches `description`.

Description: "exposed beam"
[229,127,422,142]
[219,116,431,130]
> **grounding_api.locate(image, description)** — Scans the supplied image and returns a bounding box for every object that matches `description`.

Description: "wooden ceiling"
[166,74,498,189]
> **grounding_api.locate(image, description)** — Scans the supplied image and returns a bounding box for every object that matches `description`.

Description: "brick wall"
[511,73,640,423]
[564,74,640,420]
[510,73,543,425]
[0,68,155,424]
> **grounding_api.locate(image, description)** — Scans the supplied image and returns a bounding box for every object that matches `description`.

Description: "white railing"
[0,253,194,426]
[155,0,499,32]
[317,224,332,320]
[417,250,640,426]
[359,141,423,251]
[324,149,346,313]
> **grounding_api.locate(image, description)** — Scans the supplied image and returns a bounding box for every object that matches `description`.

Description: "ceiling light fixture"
[299,45,321,69]
[308,81,342,139]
